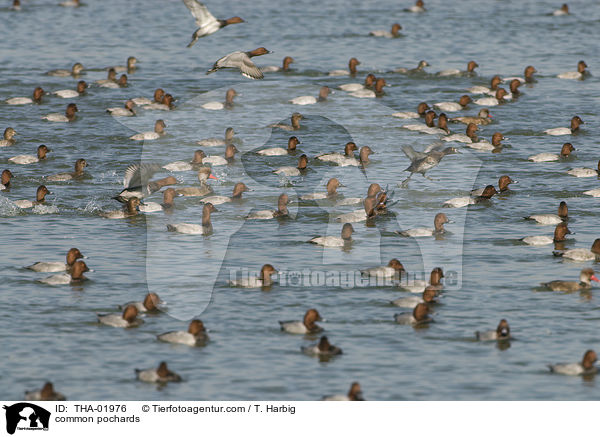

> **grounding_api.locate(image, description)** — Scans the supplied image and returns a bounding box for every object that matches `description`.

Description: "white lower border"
[1,401,596,436]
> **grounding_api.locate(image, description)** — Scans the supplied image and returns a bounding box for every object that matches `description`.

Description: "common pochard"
[0,127,17,146]
[59,0,80,7]
[145,93,174,111]
[394,302,432,325]
[106,100,136,117]
[398,267,444,293]
[475,319,510,341]
[53,80,87,98]
[203,144,239,166]
[166,203,218,234]
[521,222,571,246]
[202,88,237,110]
[200,182,250,205]
[269,113,303,131]
[300,177,344,200]
[46,158,88,181]
[404,112,439,136]
[197,127,238,147]
[450,108,493,125]
[467,75,502,95]
[99,74,127,89]
[397,212,450,237]
[316,142,357,164]
[553,239,600,262]
[328,58,360,76]
[394,60,429,74]
[135,362,181,383]
[183,0,245,47]
[436,61,478,77]
[261,56,294,73]
[502,66,537,84]
[420,113,450,135]
[552,3,570,16]
[5,87,45,105]
[157,319,208,346]
[258,136,300,156]
[42,103,78,122]
[98,304,142,328]
[107,56,138,73]
[290,86,331,105]
[207,48,271,80]
[138,188,179,212]
[525,201,568,225]
[369,23,402,38]
[100,197,140,219]
[349,78,386,98]
[441,122,478,144]
[401,145,460,186]
[466,132,505,151]
[557,61,588,80]
[280,308,323,334]
[130,120,167,141]
[132,88,165,106]
[246,193,290,219]
[228,264,278,288]
[544,116,584,136]
[549,350,598,376]
[473,88,508,106]
[361,258,405,279]
[541,268,599,292]
[567,159,599,177]
[38,260,90,285]
[471,175,516,196]
[0,169,13,190]
[339,74,376,92]
[273,154,308,176]
[95,68,117,86]
[116,163,177,202]
[26,247,85,272]
[121,292,164,313]
[163,150,207,172]
[46,63,84,77]
[529,143,575,162]
[25,382,66,401]
[392,102,430,119]
[308,223,354,247]
[322,382,364,401]
[391,286,437,308]
[405,0,425,13]
[443,185,498,208]
[301,336,343,356]
[14,185,51,209]
[175,167,217,197]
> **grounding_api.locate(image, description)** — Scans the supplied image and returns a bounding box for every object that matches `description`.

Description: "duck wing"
[402,145,427,162]
[123,163,163,189]
[238,54,264,80]
[182,0,217,26]
[423,141,445,153]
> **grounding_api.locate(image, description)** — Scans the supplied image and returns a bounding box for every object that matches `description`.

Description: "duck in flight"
[400,144,460,187]
[182,0,245,47]
[207,47,272,80]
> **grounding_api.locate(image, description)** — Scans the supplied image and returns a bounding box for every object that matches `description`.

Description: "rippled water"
[1,0,600,400]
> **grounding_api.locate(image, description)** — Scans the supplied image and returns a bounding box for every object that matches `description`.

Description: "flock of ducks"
[4,0,599,401]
